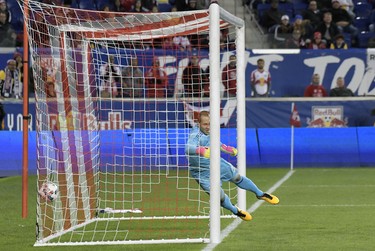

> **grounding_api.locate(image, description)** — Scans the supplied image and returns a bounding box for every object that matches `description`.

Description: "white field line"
[272,204,375,207]
[202,169,295,251]
[282,184,375,187]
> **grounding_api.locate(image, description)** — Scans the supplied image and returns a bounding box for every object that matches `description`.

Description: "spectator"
[306,31,327,49]
[330,33,348,49]
[173,36,192,51]
[2,59,22,99]
[291,14,314,41]
[202,65,210,97]
[113,0,127,12]
[13,52,23,82]
[273,15,293,48]
[329,76,354,96]
[38,59,56,98]
[315,11,340,47]
[145,57,168,98]
[250,58,271,97]
[0,0,11,24]
[316,0,332,10]
[117,0,134,12]
[131,0,149,12]
[0,11,16,47]
[45,81,57,98]
[161,37,175,50]
[175,0,189,11]
[140,0,155,11]
[196,0,209,9]
[339,0,355,19]
[222,55,237,97]
[187,0,198,10]
[102,4,112,12]
[302,0,323,30]
[0,102,5,130]
[122,57,144,97]
[99,55,121,98]
[171,5,178,12]
[262,0,283,33]
[304,73,327,97]
[330,0,358,45]
[151,5,158,13]
[284,29,307,48]
[0,69,4,96]
[182,51,207,98]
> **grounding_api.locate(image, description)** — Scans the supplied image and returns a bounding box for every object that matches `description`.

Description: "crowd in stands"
[248,0,375,48]
[0,0,212,48]
[2,0,374,48]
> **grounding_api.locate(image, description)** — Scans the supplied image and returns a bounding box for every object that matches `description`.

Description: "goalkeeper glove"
[221,144,238,156]
[196,146,210,158]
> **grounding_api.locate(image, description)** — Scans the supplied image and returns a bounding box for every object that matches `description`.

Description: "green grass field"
[1,168,375,251]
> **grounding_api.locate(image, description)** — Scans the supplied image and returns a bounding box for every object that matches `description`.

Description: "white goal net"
[19,0,245,246]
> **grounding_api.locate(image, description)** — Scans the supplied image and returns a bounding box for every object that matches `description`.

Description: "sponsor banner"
[1,48,374,99]
[247,100,375,128]
[1,99,375,131]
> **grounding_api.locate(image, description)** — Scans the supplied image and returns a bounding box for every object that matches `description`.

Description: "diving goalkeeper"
[185,111,279,221]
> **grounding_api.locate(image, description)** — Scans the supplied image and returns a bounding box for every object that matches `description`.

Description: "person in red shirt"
[222,54,237,97]
[182,51,207,98]
[145,57,168,98]
[306,32,327,49]
[304,73,327,97]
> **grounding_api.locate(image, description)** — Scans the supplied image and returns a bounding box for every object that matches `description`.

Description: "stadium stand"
[354,1,372,17]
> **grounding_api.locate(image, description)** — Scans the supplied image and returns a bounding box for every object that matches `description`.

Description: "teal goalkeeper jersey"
[185,126,211,169]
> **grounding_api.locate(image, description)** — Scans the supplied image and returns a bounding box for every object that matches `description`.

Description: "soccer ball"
[39,182,59,202]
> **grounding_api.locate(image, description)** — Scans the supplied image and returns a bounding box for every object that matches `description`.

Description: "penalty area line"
[202,169,295,251]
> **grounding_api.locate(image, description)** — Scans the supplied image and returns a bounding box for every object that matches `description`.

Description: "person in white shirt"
[99,55,121,98]
[250,58,272,97]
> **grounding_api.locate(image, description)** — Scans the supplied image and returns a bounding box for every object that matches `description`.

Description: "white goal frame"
[20,0,246,246]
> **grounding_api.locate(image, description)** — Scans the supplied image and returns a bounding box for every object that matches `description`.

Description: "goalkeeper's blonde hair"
[198,111,210,123]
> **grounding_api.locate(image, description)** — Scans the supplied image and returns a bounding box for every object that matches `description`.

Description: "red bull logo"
[307,106,348,127]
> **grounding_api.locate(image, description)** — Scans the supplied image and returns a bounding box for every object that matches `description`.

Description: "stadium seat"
[158,3,172,12]
[293,2,308,16]
[351,0,367,5]
[358,31,375,48]
[5,0,18,9]
[354,2,372,18]
[7,0,23,33]
[342,32,352,47]
[278,2,294,17]
[279,2,294,10]
[353,17,370,32]
[78,0,98,10]
[256,3,270,21]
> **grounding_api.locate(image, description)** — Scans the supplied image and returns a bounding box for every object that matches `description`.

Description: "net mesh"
[20,0,242,245]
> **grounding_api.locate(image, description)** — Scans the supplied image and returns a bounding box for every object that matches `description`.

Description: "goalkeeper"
[185,111,279,221]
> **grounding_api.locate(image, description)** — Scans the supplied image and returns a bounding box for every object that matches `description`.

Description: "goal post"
[19,0,246,246]
[209,4,246,243]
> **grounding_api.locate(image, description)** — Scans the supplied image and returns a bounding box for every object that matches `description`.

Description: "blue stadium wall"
[1,127,374,176]
[1,99,375,176]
